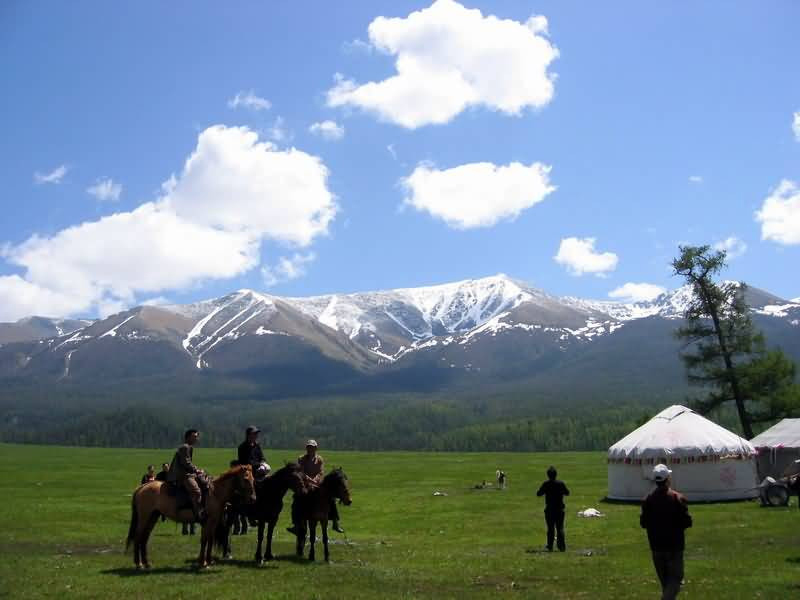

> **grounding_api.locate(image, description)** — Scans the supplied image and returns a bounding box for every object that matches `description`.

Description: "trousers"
[651,550,684,600]
[544,509,565,551]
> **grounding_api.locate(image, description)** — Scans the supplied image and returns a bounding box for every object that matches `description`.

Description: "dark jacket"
[237,441,265,468]
[640,485,692,552]
[167,443,199,484]
[537,479,570,512]
[155,470,169,482]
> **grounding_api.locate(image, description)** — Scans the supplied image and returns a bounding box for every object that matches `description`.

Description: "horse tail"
[125,490,138,552]
[214,516,230,554]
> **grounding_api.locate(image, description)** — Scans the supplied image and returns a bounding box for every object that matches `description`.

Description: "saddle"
[163,481,209,513]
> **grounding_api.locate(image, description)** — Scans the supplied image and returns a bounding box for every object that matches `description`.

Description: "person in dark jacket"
[155,463,170,482]
[536,466,569,551]
[237,426,266,469]
[167,429,206,522]
[640,464,692,600]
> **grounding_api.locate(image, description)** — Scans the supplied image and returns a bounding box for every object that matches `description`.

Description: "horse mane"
[215,464,250,483]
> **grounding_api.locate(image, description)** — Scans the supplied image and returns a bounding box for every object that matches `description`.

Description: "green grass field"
[1,443,798,599]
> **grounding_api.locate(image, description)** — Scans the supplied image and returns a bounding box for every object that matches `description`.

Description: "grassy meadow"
[0,443,798,599]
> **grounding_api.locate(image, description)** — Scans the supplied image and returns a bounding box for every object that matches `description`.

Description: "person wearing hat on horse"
[287,439,345,535]
[640,463,692,600]
[167,429,207,523]
[238,425,267,471]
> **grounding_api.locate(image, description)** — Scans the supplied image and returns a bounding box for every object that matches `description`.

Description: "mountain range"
[1,274,798,391]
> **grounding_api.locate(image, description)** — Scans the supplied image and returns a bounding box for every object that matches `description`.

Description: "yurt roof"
[750,419,800,448]
[608,405,755,459]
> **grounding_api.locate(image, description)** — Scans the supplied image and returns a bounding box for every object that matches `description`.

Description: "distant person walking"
[536,466,569,551]
[140,465,156,485]
[640,464,692,600]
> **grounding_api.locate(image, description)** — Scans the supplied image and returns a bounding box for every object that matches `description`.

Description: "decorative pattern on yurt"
[607,405,758,501]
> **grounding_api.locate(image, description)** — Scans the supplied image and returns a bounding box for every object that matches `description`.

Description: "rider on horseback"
[287,439,345,535]
[167,429,207,523]
[238,425,269,477]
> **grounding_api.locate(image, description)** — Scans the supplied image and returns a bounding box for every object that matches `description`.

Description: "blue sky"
[1,1,799,320]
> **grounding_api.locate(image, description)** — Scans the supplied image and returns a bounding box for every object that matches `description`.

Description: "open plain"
[1,443,798,599]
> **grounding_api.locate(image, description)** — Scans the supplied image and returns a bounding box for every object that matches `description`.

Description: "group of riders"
[141,426,345,536]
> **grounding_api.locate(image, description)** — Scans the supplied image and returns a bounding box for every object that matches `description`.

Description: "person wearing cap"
[287,439,345,535]
[640,463,692,600]
[536,466,570,551]
[140,464,156,485]
[237,425,266,470]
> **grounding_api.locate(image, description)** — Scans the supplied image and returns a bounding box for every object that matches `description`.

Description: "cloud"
[261,252,316,287]
[688,175,703,184]
[554,237,618,277]
[793,111,800,141]
[755,179,800,245]
[401,160,554,229]
[309,120,345,141]
[713,236,747,259]
[87,177,122,202]
[609,282,666,303]
[228,90,271,111]
[265,116,291,142]
[34,165,68,184]
[0,125,336,321]
[387,144,397,160]
[326,0,558,129]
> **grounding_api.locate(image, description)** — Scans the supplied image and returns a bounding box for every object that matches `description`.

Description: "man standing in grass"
[640,464,692,600]
[536,466,569,551]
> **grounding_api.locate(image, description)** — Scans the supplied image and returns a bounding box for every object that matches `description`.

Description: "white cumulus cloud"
[609,282,666,303]
[228,90,271,111]
[0,125,336,321]
[713,236,747,259]
[326,0,558,129]
[34,164,68,184]
[755,179,800,245]
[554,237,618,277]
[261,252,316,287]
[401,160,554,229]
[87,177,122,202]
[309,120,345,141]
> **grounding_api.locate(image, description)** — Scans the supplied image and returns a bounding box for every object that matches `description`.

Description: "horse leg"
[140,511,160,569]
[198,524,209,569]
[296,520,305,557]
[308,520,317,562]
[265,520,276,561]
[255,520,265,564]
[322,520,330,563]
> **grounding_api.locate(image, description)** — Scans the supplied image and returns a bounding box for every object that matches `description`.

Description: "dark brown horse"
[126,465,256,569]
[295,467,351,562]
[217,462,306,564]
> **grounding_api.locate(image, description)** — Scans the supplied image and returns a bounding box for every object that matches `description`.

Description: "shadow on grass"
[101,565,212,577]
[215,554,312,569]
[786,557,800,564]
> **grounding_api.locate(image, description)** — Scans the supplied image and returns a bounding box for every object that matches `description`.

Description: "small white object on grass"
[577,508,604,518]
[433,491,448,496]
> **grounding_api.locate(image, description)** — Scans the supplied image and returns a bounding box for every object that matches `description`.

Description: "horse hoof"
[223,553,232,560]
[135,564,142,570]
[265,554,274,562]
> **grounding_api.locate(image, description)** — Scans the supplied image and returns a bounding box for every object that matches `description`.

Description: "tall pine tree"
[672,245,799,438]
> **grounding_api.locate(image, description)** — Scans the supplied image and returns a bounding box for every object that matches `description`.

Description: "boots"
[332,520,345,533]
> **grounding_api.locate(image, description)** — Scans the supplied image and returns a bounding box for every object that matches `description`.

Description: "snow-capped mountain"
[0,316,91,345]
[0,275,797,394]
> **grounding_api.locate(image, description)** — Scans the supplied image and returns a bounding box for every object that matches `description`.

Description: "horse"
[216,462,306,564]
[295,467,351,562]
[126,464,256,569]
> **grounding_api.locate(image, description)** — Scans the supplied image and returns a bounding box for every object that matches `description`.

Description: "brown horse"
[126,464,256,569]
[295,467,351,562]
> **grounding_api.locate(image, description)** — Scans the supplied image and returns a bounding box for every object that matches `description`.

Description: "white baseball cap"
[652,464,672,482]
[306,439,318,448]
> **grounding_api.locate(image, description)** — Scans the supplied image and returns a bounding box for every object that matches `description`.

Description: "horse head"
[236,464,257,504]
[284,461,307,495]
[328,467,352,506]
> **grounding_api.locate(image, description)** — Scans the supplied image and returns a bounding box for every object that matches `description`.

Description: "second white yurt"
[749,419,800,479]
[607,405,758,501]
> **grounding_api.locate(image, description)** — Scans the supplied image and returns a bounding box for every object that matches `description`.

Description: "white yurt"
[749,419,800,479]
[607,405,758,501]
